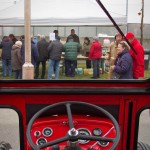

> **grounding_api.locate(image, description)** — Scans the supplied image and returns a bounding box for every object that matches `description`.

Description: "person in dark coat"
[82,37,91,68]
[126,32,144,79]
[20,36,39,67]
[47,36,63,79]
[11,41,22,79]
[53,30,59,39]
[0,36,13,77]
[66,29,80,43]
[110,41,133,79]
[88,36,102,79]
[34,35,49,79]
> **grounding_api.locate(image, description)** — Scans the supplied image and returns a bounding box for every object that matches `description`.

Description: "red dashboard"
[28,115,116,150]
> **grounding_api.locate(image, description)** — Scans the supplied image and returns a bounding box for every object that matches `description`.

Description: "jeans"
[48,59,60,79]
[92,59,100,78]
[13,70,22,79]
[35,61,46,79]
[2,59,12,76]
[65,59,76,77]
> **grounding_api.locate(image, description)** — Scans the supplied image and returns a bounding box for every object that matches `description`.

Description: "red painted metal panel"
[0,80,150,150]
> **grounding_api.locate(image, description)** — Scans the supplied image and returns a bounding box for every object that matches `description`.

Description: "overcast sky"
[0,0,150,24]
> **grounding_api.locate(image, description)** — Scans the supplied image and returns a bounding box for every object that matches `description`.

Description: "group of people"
[107,32,144,79]
[0,29,81,79]
[81,31,144,80]
[0,34,39,79]
[0,34,20,78]
[0,29,145,80]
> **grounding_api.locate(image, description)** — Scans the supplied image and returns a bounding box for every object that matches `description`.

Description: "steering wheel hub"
[68,128,79,136]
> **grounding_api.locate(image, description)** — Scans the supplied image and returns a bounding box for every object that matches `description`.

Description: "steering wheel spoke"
[78,134,115,142]
[39,135,69,149]
[65,103,74,129]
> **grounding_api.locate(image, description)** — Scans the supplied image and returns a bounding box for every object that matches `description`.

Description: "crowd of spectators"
[0,30,144,80]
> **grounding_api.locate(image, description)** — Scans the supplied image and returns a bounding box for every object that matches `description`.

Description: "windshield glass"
[0,0,149,80]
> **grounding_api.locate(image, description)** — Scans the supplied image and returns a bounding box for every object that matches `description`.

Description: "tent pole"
[96,26,98,36]
[22,0,34,79]
[2,26,4,37]
[33,26,35,37]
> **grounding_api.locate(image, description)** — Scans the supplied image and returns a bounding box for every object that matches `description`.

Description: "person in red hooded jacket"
[88,36,102,79]
[126,32,144,79]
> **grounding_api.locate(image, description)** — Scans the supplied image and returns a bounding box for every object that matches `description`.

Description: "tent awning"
[0,0,127,26]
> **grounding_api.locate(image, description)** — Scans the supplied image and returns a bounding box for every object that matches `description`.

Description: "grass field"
[0,59,150,80]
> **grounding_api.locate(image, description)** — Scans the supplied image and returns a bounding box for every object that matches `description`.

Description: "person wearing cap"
[11,41,22,79]
[63,36,81,77]
[107,32,123,79]
[110,41,133,79]
[88,36,102,79]
[47,35,63,79]
[126,32,144,79]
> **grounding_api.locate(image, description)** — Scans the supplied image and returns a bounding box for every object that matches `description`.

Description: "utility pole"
[138,0,144,44]
[22,0,34,79]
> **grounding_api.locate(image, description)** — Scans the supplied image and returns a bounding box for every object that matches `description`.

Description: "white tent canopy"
[0,0,126,26]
